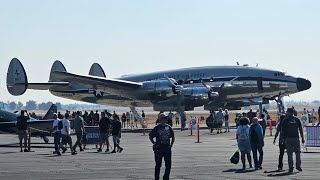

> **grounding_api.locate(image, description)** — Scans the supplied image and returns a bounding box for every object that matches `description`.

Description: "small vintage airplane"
[6,58,311,116]
[0,104,57,143]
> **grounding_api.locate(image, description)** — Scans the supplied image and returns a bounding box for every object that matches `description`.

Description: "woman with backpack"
[236,117,252,170]
[250,117,264,169]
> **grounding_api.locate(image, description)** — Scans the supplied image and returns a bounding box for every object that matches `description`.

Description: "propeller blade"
[164,74,176,87]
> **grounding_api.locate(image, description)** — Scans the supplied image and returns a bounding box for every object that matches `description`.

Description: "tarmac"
[0,127,320,180]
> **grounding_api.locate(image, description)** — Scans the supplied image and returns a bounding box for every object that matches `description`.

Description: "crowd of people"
[14,106,320,179]
[235,107,305,174]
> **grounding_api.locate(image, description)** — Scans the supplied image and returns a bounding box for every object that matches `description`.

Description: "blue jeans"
[251,143,263,168]
[54,131,61,152]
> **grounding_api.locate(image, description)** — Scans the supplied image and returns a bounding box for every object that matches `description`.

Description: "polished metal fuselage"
[50,66,299,110]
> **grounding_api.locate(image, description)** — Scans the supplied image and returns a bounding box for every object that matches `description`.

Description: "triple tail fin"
[6,58,69,96]
[89,63,106,77]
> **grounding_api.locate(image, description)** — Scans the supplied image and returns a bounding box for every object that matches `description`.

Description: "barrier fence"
[305,126,320,147]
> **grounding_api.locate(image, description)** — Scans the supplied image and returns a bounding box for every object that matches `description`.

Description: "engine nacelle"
[183,86,219,101]
[142,79,175,97]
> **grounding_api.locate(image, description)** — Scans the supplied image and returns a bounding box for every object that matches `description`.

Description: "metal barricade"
[305,126,320,147]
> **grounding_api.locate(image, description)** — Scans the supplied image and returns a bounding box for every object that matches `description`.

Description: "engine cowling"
[183,86,219,101]
[142,79,175,97]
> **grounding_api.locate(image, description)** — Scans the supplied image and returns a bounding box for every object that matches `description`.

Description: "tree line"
[1,101,108,111]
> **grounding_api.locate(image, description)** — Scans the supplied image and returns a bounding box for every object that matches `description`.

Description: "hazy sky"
[0,0,319,105]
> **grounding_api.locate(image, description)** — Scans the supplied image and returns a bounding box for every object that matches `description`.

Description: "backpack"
[58,120,63,130]
[250,125,259,144]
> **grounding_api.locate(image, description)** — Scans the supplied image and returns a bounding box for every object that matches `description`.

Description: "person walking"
[16,110,29,152]
[97,112,111,152]
[73,111,85,152]
[236,117,252,170]
[224,109,230,132]
[149,114,175,180]
[281,108,305,173]
[111,116,123,153]
[250,117,264,169]
[61,113,77,155]
[273,114,286,170]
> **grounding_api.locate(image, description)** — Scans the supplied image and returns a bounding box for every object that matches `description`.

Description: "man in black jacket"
[281,108,305,173]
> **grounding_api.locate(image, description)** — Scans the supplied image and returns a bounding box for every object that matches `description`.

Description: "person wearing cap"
[73,111,85,152]
[280,108,305,173]
[149,113,175,180]
[249,117,264,169]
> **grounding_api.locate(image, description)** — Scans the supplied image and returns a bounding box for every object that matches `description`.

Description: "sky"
[0,0,319,105]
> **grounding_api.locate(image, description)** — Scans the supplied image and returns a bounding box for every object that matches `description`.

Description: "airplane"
[0,104,57,143]
[6,58,311,120]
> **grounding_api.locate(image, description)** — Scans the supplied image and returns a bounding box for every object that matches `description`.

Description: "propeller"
[200,79,220,104]
[164,75,184,112]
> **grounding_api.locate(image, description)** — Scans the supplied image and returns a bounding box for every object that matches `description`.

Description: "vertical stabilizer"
[49,60,67,82]
[89,63,106,77]
[6,58,28,96]
[42,104,57,120]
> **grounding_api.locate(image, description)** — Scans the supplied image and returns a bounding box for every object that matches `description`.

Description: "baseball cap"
[158,113,167,121]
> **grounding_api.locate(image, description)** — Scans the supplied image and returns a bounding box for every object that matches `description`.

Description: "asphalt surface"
[0,128,319,180]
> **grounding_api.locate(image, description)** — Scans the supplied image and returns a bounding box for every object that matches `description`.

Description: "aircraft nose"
[296,78,311,91]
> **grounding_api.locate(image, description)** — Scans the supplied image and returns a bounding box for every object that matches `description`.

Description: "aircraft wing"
[51,71,142,95]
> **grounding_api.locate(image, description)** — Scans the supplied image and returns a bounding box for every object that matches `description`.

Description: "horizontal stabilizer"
[6,58,69,96]
[89,63,106,77]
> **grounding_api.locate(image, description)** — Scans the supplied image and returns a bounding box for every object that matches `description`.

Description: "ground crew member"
[149,114,175,180]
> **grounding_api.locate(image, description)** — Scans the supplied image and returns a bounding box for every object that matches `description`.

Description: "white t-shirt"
[61,118,71,135]
[52,119,61,133]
